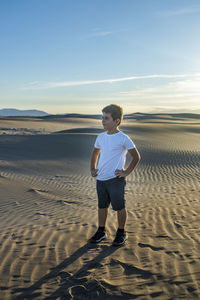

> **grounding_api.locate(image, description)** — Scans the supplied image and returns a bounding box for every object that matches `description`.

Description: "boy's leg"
[112,208,128,246]
[106,177,127,229]
[117,208,127,229]
[98,207,108,227]
[96,179,110,228]
[89,207,108,243]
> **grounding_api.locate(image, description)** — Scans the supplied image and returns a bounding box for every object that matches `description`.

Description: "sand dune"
[0,114,200,299]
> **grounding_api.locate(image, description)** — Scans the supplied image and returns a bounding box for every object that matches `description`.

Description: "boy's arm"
[90,148,100,177]
[115,147,141,178]
[125,148,141,175]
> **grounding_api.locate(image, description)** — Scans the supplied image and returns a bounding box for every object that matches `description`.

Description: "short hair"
[102,104,123,125]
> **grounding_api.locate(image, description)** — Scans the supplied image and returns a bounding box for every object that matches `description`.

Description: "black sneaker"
[112,231,128,246]
[89,229,107,243]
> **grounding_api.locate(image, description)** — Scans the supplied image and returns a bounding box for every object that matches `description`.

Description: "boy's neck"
[107,128,120,135]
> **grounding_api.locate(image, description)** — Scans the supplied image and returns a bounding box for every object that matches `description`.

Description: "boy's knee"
[113,206,125,212]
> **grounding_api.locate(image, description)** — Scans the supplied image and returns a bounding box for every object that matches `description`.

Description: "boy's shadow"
[12,241,133,299]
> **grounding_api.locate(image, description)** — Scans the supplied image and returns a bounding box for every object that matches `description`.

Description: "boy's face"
[102,112,120,130]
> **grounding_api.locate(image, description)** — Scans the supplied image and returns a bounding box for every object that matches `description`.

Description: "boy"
[89,104,141,246]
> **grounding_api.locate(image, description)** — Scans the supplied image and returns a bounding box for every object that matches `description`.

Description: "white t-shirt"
[94,130,136,181]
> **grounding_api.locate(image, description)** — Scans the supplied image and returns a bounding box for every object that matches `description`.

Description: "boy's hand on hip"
[115,169,127,178]
[91,168,98,177]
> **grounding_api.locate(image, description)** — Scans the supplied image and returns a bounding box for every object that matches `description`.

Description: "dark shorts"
[96,176,126,211]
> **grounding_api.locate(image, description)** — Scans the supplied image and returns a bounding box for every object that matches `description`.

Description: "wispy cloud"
[21,73,200,90]
[116,75,200,103]
[86,31,113,38]
[157,5,200,17]
[20,75,200,114]
[80,28,128,40]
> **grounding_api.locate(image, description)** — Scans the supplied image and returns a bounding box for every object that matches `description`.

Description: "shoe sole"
[112,235,128,246]
[89,233,107,243]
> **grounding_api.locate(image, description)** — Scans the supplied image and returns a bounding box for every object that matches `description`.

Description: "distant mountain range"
[0,109,199,120]
[0,109,49,116]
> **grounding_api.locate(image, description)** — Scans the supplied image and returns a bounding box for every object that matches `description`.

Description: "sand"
[0,113,200,299]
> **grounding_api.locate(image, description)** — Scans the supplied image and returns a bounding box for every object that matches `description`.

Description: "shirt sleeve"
[94,135,100,149]
[124,135,136,150]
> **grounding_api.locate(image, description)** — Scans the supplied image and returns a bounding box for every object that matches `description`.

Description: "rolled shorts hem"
[98,205,125,211]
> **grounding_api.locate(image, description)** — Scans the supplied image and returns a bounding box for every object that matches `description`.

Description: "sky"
[0,0,200,115]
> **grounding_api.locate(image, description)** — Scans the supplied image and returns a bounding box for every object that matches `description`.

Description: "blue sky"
[0,0,200,114]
